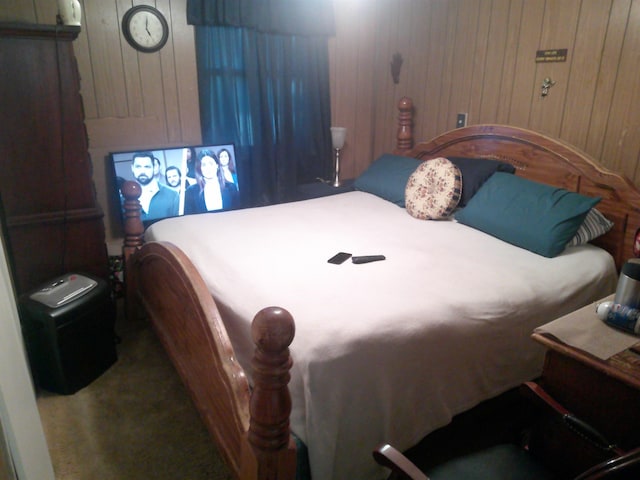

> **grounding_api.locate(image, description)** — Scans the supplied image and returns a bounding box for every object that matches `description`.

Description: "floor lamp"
[331,127,347,187]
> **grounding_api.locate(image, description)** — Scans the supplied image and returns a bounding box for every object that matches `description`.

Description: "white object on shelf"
[58,0,81,26]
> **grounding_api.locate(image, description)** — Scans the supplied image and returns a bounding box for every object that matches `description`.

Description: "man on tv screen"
[131,152,179,222]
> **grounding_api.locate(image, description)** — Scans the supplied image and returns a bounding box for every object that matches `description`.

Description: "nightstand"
[294,179,355,201]
[532,299,640,451]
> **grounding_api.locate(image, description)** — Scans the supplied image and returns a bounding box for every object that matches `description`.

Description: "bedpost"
[121,180,144,321]
[396,96,414,151]
[249,307,297,480]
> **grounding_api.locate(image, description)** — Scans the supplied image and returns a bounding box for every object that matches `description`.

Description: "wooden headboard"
[393,97,640,272]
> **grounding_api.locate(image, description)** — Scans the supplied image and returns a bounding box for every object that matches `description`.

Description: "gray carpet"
[36,301,233,480]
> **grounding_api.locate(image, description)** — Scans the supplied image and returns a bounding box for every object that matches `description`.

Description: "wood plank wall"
[343,0,640,188]
[2,1,639,247]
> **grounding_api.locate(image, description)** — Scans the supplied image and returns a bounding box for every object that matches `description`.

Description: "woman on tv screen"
[184,149,239,214]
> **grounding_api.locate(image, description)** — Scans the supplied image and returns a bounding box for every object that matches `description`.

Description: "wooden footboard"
[122,183,296,480]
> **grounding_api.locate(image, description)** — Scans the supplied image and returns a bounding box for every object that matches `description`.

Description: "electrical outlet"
[456,113,468,128]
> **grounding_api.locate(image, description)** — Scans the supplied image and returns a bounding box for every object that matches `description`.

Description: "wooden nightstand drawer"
[538,348,640,450]
[532,299,640,451]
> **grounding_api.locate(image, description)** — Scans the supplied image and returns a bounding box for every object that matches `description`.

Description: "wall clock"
[122,5,169,53]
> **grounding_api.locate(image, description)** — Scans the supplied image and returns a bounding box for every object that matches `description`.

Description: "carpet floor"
[36,301,233,480]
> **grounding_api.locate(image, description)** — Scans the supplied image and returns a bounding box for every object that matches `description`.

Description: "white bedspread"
[146,191,617,480]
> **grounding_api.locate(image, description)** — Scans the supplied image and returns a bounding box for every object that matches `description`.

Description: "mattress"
[146,191,617,479]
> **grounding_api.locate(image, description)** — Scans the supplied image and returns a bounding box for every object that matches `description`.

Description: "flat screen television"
[110,143,240,228]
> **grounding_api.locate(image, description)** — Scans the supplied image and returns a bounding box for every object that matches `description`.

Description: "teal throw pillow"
[455,172,600,257]
[354,154,422,206]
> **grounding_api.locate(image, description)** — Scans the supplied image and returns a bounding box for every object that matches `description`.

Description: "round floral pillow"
[405,157,462,220]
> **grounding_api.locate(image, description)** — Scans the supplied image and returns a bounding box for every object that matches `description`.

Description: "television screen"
[110,143,240,227]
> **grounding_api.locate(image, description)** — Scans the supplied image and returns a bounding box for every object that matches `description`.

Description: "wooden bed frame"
[120,97,640,480]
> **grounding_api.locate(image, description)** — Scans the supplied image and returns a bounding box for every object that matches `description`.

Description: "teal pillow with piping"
[455,172,600,257]
[354,154,422,206]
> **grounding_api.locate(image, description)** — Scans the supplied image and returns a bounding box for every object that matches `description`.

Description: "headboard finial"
[397,96,414,151]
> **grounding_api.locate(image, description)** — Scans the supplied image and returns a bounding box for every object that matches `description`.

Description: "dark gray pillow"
[447,157,516,207]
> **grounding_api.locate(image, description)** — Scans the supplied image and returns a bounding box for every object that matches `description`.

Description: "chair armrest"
[575,446,640,480]
[520,382,623,455]
[372,443,429,480]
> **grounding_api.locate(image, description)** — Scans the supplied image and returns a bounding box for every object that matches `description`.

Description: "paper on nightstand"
[534,294,639,360]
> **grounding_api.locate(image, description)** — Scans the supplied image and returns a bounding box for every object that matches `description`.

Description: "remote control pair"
[328,252,386,265]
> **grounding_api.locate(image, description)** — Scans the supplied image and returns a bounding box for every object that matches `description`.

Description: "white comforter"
[146,191,617,480]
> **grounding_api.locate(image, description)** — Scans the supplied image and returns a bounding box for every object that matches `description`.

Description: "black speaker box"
[19,273,117,395]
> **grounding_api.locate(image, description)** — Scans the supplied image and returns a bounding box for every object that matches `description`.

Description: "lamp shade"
[331,127,347,149]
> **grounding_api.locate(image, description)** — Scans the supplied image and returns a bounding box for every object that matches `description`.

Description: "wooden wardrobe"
[0,23,108,295]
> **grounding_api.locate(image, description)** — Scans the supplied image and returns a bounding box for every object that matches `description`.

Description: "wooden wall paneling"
[388,1,422,154]
[447,0,481,130]
[384,0,405,153]
[116,0,145,117]
[330,0,371,179]
[495,0,524,124]
[328,4,351,174]
[435,2,459,135]
[402,0,431,142]
[600,0,640,181]
[507,1,545,127]
[585,0,631,163]
[467,0,492,126]
[86,117,166,148]
[85,0,129,118]
[528,0,581,136]
[72,3,98,120]
[34,0,56,24]
[329,2,356,139]
[369,0,399,158]
[420,0,450,142]
[558,0,611,150]
[345,3,378,177]
[137,50,168,144]
[169,0,201,146]
[477,0,510,124]
[373,0,400,152]
[0,1,36,22]
[393,0,420,99]
[157,0,182,144]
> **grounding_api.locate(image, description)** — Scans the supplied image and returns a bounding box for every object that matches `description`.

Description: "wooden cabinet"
[0,23,108,295]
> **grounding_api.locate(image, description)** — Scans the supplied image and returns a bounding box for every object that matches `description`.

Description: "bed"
[121,96,640,480]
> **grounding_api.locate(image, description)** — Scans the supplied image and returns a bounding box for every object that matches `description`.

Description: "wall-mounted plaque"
[535,49,568,63]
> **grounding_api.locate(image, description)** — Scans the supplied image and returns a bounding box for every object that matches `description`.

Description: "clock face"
[122,6,169,53]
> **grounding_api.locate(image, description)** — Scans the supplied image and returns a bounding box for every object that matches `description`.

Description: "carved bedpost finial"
[121,180,144,321]
[397,96,414,151]
[249,306,296,479]
[121,180,144,257]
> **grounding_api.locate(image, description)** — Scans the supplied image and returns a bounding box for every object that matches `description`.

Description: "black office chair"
[373,382,640,480]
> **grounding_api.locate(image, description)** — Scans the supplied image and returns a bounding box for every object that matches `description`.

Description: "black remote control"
[351,255,386,264]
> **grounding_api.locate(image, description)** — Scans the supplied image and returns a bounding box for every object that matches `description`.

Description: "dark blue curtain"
[189,1,335,206]
[187,0,335,36]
